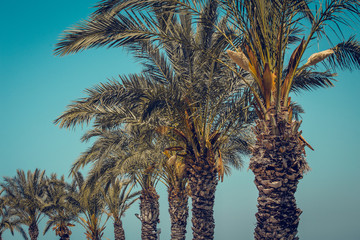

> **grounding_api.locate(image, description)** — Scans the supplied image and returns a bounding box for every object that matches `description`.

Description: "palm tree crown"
[1,169,46,240]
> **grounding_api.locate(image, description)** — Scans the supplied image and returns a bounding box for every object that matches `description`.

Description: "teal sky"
[1,1,360,239]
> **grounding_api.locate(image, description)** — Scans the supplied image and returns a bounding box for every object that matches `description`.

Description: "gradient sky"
[1,1,360,239]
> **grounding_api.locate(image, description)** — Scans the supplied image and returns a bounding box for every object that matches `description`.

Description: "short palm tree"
[73,127,162,240]
[0,196,28,240]
[217,0,360,239]
[42,174,79,240]
[0,169,46,240]
[68,172,107,240]
[99,177,140,240]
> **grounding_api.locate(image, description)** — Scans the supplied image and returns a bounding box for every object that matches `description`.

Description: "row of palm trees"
[0,169,139,240]
[4,0,360,240]
[53,1,360,239]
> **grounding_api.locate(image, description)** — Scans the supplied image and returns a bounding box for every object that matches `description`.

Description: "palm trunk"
[187,157,218,240]
[0,231,3,240]
[58,224,71,240]
[139,187,160,240]
[114,218,125,240]
[249,106,309,240]
[59,234,70,240]
[168,186,188,240]
[29,222,39,240]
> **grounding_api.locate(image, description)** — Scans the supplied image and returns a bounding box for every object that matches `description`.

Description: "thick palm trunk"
[168,186,188,240]
[188,157,218,240]
[114,218,125,240]
[29,222,39,240]
[139,188,160,240]
[249,106,309,240]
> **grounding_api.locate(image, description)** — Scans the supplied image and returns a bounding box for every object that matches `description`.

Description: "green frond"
[328,36,360,71]
[291,70,336,93]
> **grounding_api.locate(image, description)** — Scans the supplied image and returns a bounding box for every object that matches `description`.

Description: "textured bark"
[168,186,189,240]
[29,222,39,240]
[114,218,125,240]
[140,188,160,240]
[249,105,309,240]
[187,157,218,240]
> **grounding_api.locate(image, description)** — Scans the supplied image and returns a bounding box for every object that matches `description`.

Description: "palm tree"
[55,0,360,239]
[0,169,46,240]
[74,127,162,240]
[160,151,189,240]
[99,177,140,240]
[54,2,254,239]
[0,196,28,240]
[68,172,107,240]
[79,124,190,240]
[42,174,79,240]
[217,0,360,239]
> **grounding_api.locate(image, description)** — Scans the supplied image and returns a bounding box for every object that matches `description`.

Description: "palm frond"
[328,36,360,70]
[291,70,336,93]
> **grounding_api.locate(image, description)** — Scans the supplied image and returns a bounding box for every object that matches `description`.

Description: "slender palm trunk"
[0,231,3,240]
[114,218,125,240]
[187,156,218,240]
[168,186,188,240]
[249,106,309,240]
[139,187,160,240]
[29,222,39,240]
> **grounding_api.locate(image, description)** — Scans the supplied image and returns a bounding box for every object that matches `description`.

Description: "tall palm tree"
[0,196,28,240]
[54,2,254,239]
[0,169,46,240]
[218,0,360,239]
[55,1,360,239]
[42,174,79,240]
[99,177,140,240]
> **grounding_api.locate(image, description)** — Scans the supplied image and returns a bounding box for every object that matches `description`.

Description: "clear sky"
[1,1,360,239]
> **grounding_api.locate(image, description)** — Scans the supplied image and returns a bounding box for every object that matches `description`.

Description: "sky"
[1,0,360,239]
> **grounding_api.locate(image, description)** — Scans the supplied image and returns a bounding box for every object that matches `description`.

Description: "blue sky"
[1,0,360,239]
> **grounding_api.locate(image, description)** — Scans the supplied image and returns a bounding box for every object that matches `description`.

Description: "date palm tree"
[73,127,162,240]
[160,151,189,240]
[68,172,107,240]
[55,0,360,239]
[218,0,360,239]
[0,196,28,240]
[54,2,254,239]
[42,174,79,240]
[98,177,140,240]
[0,169,46,240]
